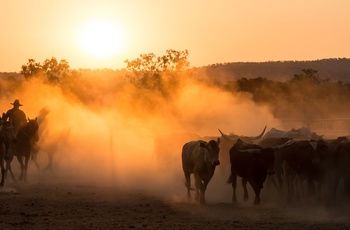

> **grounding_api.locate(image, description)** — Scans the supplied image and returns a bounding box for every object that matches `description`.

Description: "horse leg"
[0,161,5,187]
[17,155,25,181]
[24,155,30,183]
[48,150,54,173]
[5,158,16,182]
[44,150,54,173]
[31,143,40,171]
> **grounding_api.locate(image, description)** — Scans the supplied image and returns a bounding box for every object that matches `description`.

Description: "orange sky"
[1,0,350,72]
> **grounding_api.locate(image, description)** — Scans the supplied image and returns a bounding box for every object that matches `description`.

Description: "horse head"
[0,120,17,143]
[24,117,39,142]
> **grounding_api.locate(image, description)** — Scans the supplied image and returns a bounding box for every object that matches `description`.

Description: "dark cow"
[213,126,267,176]
[228,139,275,205]
[319,136,348,202]
[182,138,220,204]
[333,139,350,198]
[275,139,328,200]
[258,137,292,192]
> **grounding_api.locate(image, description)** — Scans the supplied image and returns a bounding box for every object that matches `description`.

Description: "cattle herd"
[179,126,350,207]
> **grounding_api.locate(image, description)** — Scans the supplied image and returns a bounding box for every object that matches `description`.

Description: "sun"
[79,19,125,58]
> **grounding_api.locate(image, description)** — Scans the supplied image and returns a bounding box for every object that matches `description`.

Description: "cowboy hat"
[11,99,23,106]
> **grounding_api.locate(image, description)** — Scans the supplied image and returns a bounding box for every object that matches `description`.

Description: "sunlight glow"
[79,19,125,58]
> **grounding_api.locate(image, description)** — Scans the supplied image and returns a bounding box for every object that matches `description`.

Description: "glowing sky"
[1,0,349,72]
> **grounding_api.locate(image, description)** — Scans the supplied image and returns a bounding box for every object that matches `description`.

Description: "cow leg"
[199,181,208,205]
[307,178,316,197]
[252,185,261,205]
[253,187,261,205]
[277,171,283,192]
[230,174,238,204]
[268,175,279,192]
[344,176,350,199]
[247,179,261,205]
[285,166,296,201]
[242,178,249,202]
[327,174,340,200]
[194,174,201,202]
[183,171,191,200]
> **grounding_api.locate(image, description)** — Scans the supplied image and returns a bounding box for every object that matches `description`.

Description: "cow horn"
[218,126,267,142]
[218,129,237,141]
[249,126,267,140]
[272,140,295,150]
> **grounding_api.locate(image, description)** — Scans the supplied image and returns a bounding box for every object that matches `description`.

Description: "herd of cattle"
[156,126,350,206]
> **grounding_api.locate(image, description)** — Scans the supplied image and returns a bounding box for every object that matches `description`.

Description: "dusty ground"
[1,178,350,230]
[0,149,349,230]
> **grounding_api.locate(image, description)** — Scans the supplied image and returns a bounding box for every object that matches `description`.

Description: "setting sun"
[79,19,125,58]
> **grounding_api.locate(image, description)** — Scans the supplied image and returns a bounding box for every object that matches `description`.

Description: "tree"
[20,59,42,79]
[124,49,190,95]
[20,57,70,84]
[42,57,70,83]
[290,68,328,85]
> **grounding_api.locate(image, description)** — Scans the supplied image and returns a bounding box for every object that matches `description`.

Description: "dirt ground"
[1,175,350,230]
[0,146,350,230]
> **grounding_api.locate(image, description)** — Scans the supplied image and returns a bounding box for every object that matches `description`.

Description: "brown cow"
[182,138,220,204]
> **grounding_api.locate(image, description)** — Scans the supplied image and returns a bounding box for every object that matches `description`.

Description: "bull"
[228,139,275,205]
[182,138,220,204]
[214,126,267,176]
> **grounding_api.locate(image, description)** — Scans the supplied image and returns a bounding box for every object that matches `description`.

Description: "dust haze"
[1,73,347,221]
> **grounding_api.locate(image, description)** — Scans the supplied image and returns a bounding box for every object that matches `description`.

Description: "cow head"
[200,138,221,167]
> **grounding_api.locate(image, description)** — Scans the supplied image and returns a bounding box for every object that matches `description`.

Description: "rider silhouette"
[3,99,27,134]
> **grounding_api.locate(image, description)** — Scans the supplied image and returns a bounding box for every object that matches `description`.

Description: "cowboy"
[3,99,27,134]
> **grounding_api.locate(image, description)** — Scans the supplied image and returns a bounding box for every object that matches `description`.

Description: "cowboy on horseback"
[3,99,27,135]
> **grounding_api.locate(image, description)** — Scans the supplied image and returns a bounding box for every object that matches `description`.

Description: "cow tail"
[227,174,232,184]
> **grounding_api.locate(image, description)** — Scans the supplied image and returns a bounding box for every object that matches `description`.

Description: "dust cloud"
[1,72,339,213]
[0,74,279,193]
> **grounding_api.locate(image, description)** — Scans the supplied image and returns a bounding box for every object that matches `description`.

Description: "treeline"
[197,58,350,82]
[219,69,350,122]
[1,52,350,124]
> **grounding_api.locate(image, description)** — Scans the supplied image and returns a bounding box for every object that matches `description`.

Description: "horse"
[6,117,39,183]
[0,115,17,186]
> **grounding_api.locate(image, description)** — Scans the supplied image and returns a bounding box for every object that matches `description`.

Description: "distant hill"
[196,58,350,82]
[0,72,24,79]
